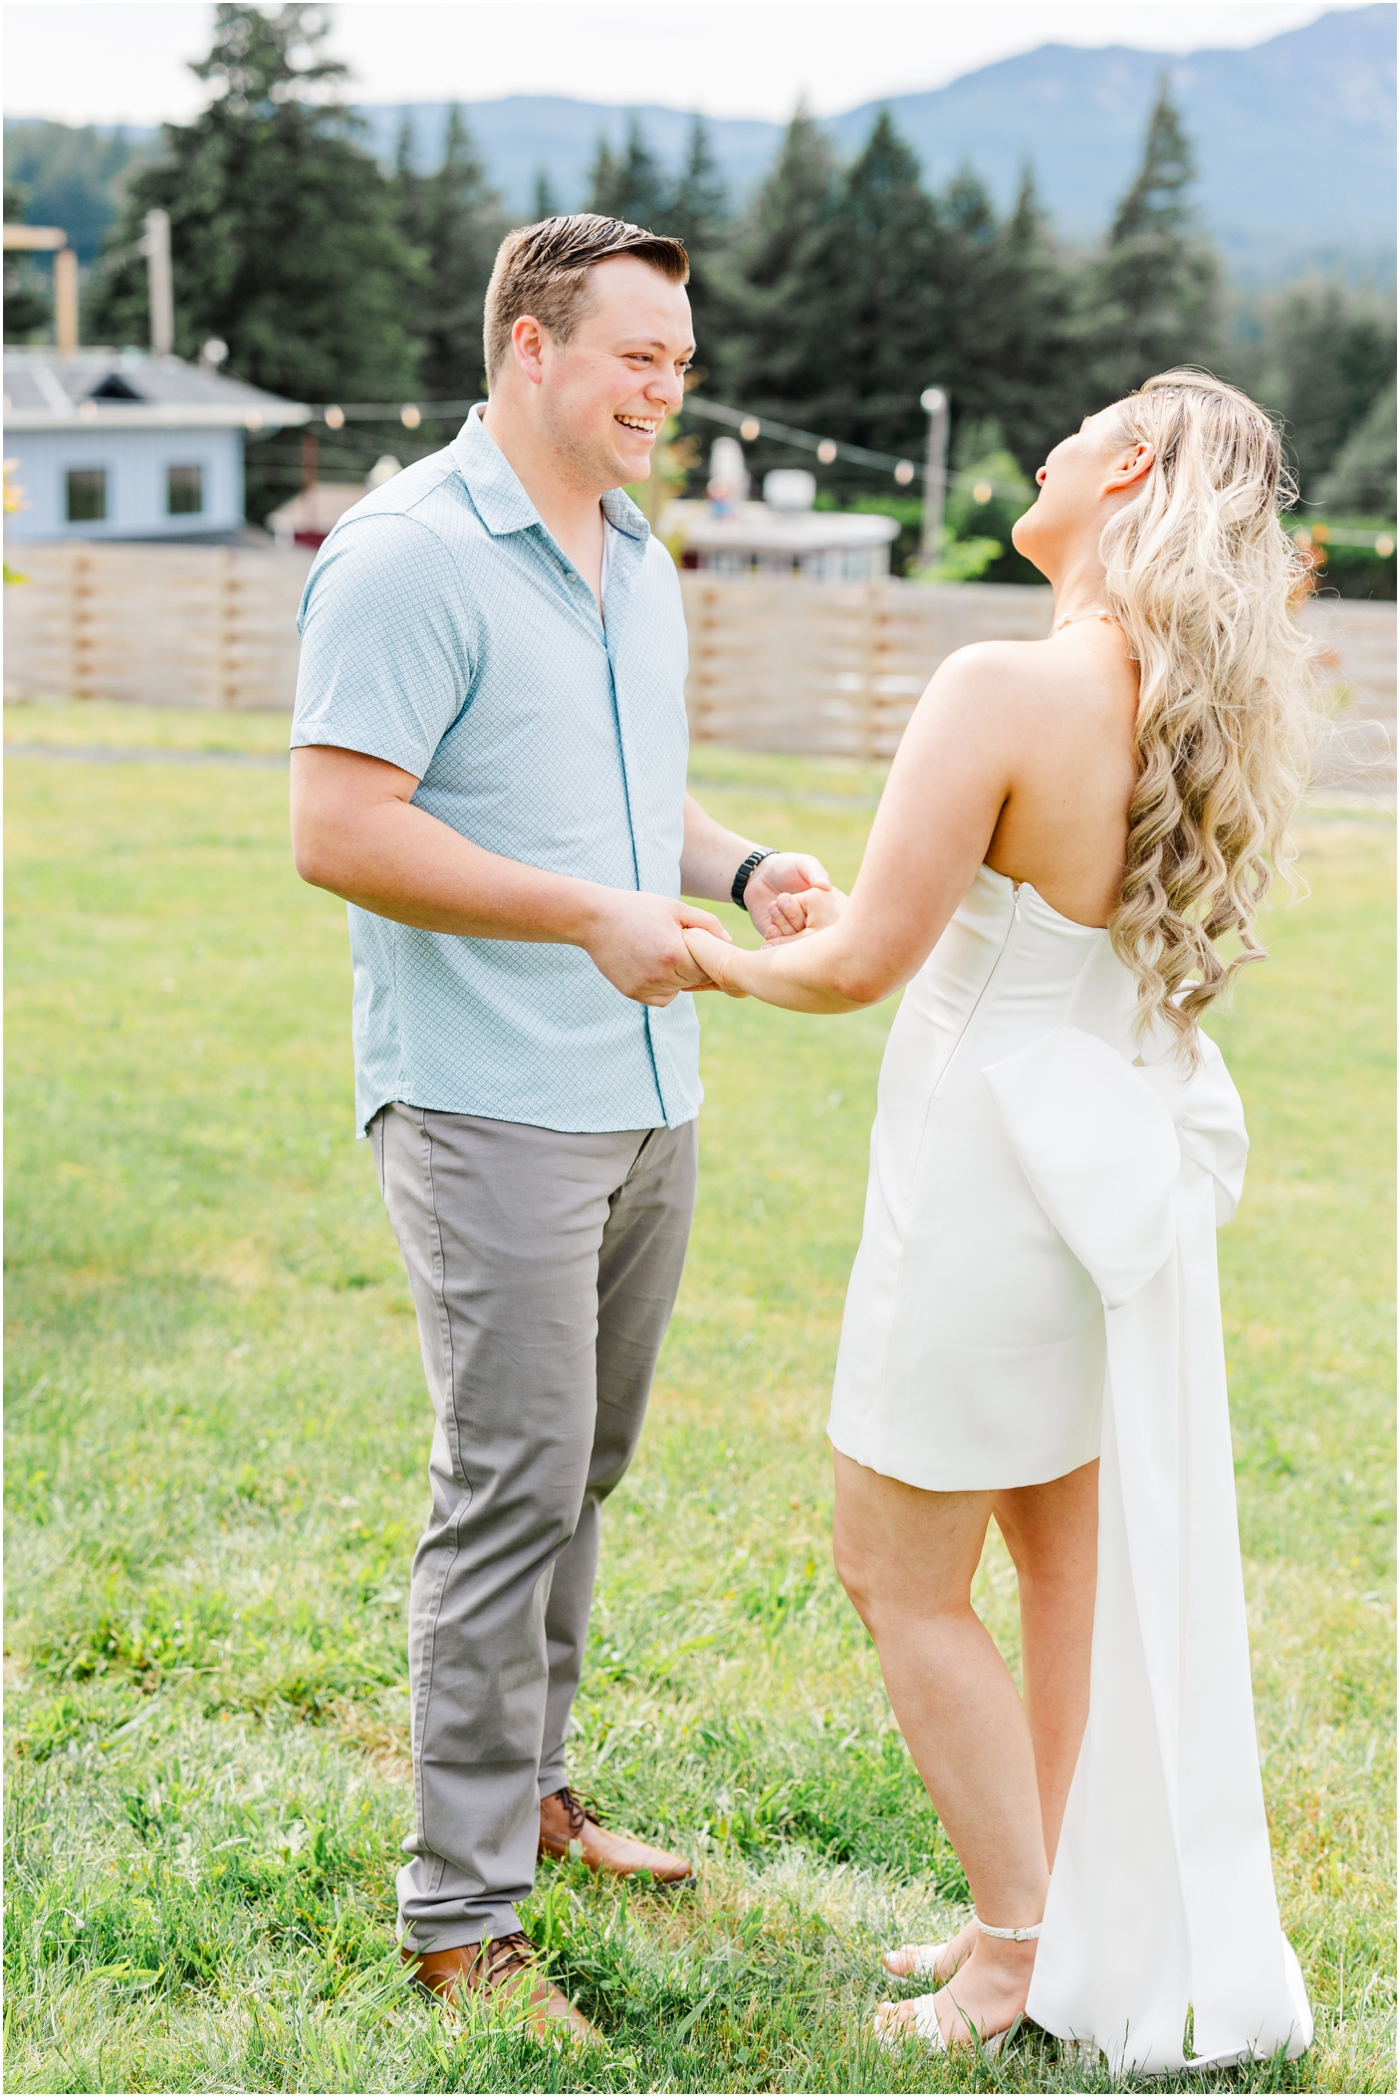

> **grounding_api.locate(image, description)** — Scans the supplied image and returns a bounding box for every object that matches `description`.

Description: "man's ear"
[511,315,548,387]
[1104,441,1154,495]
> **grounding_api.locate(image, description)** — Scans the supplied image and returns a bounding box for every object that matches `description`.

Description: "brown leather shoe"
[401,1931,595,2042]
[538,1785,695,1884]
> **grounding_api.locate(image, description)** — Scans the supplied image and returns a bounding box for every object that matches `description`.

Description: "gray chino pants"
[371,1103,698,1952]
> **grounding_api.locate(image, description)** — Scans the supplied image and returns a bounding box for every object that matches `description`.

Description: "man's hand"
[291,747,730,1006]
[582,891,732,1007]
[741,852,832,937]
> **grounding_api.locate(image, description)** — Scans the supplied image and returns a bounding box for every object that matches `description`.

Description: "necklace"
[1052,608,1120,634]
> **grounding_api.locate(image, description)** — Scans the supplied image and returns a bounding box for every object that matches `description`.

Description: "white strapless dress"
[830,864,1314,2075]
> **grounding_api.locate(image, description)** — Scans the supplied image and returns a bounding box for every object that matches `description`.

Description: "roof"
[1,347,310,433]
[266,482,368,536]
[662,499,901,554]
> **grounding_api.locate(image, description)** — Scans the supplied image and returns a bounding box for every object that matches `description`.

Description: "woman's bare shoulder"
[925,636,1085,725]
[933,632,1133,722]
[931,636,1055,682]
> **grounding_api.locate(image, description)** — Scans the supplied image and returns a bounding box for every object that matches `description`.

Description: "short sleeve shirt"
[292,407,701,1136]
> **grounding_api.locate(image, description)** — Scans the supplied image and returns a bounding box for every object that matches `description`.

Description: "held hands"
[580,861,844,1008]
[762,885,849,942]
[584,891,732,1007]
[681,885,851,1001]
[741,852,833,937]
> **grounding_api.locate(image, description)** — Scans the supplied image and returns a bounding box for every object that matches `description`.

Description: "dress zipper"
[931,883,1021,1099]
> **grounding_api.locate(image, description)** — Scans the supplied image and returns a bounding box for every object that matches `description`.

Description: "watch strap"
[731,848,776,910]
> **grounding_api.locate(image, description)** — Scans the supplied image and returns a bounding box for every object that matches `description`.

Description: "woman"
[683,372,1318,2073]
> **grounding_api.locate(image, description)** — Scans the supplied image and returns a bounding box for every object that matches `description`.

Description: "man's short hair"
[483,214,690,386]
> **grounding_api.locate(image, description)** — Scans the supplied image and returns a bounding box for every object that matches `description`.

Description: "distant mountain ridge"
[6,5,1394,285]
[356,3,1395,285]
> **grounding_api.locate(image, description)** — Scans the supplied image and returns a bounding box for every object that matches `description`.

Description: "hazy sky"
[6,1,1333,126]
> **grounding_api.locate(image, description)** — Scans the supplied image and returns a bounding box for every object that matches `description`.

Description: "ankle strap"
[976,1916,1042,1942]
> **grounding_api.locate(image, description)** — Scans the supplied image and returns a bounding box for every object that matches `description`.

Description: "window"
[167,463,203,515]
[65,468,106,522]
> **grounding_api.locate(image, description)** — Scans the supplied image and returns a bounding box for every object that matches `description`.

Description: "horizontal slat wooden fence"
[681,575,1053,759]
[3,541,313,712]
[3,543,1393,790]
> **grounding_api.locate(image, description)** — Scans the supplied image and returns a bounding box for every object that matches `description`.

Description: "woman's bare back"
[980,620,1140,929]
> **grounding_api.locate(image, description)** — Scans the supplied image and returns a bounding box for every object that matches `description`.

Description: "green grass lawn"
[4,714,1394,2093]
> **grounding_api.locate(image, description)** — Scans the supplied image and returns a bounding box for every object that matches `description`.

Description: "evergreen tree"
[667,116,727,252]
[2,120,144,263]
[531,169,561,221]
[666,117,728,369]
[781,111,943,452]
[585,117,669,226]
[1084,80,1219,398]
[87,4,421,405]
[951,167,1087,477]
[2,180,53,342]
[395,103,507,404]
[709,107,839,409]
[1318,378,1397,516]
[1240,280,1397,501]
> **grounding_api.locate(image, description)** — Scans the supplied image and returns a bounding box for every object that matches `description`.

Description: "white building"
[2,347,309,542]
[663,459,901,583]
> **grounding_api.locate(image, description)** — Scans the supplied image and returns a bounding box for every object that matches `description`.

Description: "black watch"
[731,847,776,910]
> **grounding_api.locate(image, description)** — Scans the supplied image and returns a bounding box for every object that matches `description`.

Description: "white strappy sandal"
[875,1915,1040,2055]
[881,1933,966,1983]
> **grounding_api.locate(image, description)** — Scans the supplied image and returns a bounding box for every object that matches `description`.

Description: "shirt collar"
[452,403,650,545]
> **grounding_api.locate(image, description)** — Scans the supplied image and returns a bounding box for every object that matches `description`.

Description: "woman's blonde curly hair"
[1102,369,1322,1060]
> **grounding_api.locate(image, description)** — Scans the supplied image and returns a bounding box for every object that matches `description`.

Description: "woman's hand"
[682,918,865,1013]
[741,851,831,936]
[763,886,849,942]
[682,925,754,998]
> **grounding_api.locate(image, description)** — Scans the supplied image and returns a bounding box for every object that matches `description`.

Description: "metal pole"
[53,247,78,357]
[919,386,948,569]
[144,208,174,356]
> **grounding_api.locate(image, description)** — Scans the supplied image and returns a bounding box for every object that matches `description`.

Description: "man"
[289,215,829,2039]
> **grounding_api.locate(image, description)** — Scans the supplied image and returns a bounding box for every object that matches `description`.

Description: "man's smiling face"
[537,254,694,493]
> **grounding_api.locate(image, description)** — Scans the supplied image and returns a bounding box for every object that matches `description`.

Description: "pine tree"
[667,117,727,253]
[2,180,53,342]
[395,103,507,405]
[708,107,838,409]
[666,117,728,370]
[794,111,943,451]
[1084,80,1220,399]
[1318,378,1397,515]
[953,166,1087,478]
[531,169,561,221]
[1241,281,1397,501]
[585,117,669,226]
[87,4,421,405]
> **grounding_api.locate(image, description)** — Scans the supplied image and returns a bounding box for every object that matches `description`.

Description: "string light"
[683,394,1028,501]
[1293,522,1395,555]
[280,394,1396,553]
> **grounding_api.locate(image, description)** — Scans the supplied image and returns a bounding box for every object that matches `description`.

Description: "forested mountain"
[5,6,1393,284]
[5,3,1394,570]
[825,4,1395,284]
[354,4,1394,286]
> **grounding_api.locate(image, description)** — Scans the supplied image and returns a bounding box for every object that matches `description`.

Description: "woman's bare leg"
[993,1459,1098,1865]
[832,1451,1045,2043]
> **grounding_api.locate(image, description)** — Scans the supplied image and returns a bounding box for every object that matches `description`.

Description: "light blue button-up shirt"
[292,407,701,1136]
